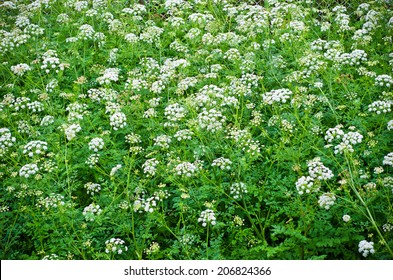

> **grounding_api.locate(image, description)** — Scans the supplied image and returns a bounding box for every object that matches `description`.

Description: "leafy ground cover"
[0,0,392,260]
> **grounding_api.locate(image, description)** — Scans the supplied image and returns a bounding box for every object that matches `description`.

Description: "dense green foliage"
[0,0,392,260]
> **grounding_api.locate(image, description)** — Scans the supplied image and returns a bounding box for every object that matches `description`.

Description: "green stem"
[206,224,209,260]
[345,154,393,257]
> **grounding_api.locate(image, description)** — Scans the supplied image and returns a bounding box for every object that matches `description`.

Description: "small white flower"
[318,193,336,210]
[358,240,375,257]
[342,214,351,222]
[212,157,232,170]
[230,182,247,199]
[110,112,127,130]
[105,238,127,255]
[262,88,292,105]
[383,152,393,166]
[295,176,318,195]
[198,209,216,227]
[110,164,122,177]
[11,63,31,76]
[88,137,104,152]
[19,163,39,178]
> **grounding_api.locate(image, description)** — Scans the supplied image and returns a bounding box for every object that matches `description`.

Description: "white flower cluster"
[368,100,392,114]
[363,182,376,191]
[154,135,172,149]
[73,1,88,12]
[125,133,142,145]
[198,209,216,227]
[383,177,393,191]
[298,53,326,77]
[174,161,201,177]
[224,48,241,61]
[230,182,247,199]
[295,176,318,195]
[212,157,232,170]
[383,223,393,232]
[84,182,101,195]
[105,238,128,255]
[139,25,164,44]
[358,240,375,257]
[88,137,104,152]
[122,3,146,17]
[124,33,138,43]
[383,152,393,166]
[41,50,65,74]
[324,124,345,143]
[188,12,215,26]
[180,234,196,246]
[110,164,122,177]
[17,120,32,135]
[88,88,118,103]
[241,139,261,157]
[151,80,165,94]
[36,193,65,209]
[96,68,120,85]
[164,103,186,126]
[83,203,102,222]
[289,20,307,33]
[318,193,336,210]
[78,24,95,40]
[337,49,367,66]
[64,123,82,141]
[296,157,334,195]
[11,63,31,76]
[342,214,351,222]
[307,157,334,180]
[0,128,16,156]
[108,48,118,64]
[168,16,186,28]
[85,153,100,168]
[334,142,354,154]
[387,120,393,130]
[174,129,193,141]
[133,190,169,213]
[23,140,48,157]
[19,163,39,178]
[334,9,351,32]
[325,125,363,155]
[197,108,226,132]
[105,102,122,115]
[27,101,44,113]
[15,15,30,28]
[143,108,156,118]
[342,131,363,145]
[262,88,292,105]
[66,102,88,122]
[10,96,30,111]
[375,74,393,87]
[193,85,224,107]
[352,28,372,44]
[176,77,198,95]
[144,241,160,255]
[310,39,327,51]
[42,254,60,260]
[185,28,201,40]
[24,24,44,36]
[109,112,127,130]
[0,29,29,54]
[142,158,159,177]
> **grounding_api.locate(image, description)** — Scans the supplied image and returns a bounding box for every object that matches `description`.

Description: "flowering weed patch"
[0,0,393,260]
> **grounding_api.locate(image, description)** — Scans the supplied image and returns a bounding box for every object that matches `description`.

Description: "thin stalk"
[345,155,393,257]
[206,224,209,260]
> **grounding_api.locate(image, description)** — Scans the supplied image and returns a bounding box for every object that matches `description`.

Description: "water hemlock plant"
[0,0,392,260]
